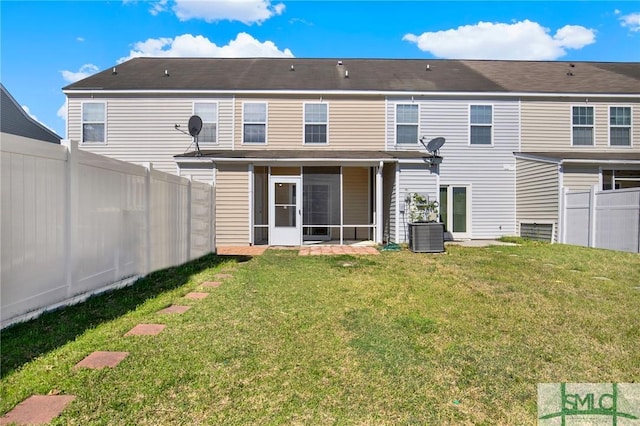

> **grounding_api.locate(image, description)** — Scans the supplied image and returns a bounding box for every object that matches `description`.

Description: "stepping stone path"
[2,272,232,424]
[125,324,166,336]
[74,351,129,369]
[0,395,76,425]
[157,305,192,314]
[185,292,209,300]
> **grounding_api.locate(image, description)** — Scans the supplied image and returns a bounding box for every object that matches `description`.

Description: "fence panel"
[595,189,640,253]
[1,138,215,328]
[563,190,591,247]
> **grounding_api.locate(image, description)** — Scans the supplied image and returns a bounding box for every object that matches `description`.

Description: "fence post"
[144,163,152,274]
[589,184,597,248]
[62,139,78,297]
[186,175,192,262]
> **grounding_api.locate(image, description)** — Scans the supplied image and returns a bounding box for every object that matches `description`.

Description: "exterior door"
[269,176,302,245]
[439,185,471,239]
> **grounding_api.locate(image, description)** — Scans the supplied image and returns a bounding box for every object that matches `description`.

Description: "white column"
[376,161,384,244]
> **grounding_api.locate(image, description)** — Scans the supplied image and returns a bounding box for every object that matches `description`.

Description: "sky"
[1,1,639,138]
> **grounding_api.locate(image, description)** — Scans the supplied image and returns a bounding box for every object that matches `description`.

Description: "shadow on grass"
[0,253,250,379]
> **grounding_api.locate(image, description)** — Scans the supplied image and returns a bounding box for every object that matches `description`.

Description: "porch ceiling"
[516,151,640,164]
[175,149,438,163]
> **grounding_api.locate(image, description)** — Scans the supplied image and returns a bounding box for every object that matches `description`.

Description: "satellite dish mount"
[420,136,445,166]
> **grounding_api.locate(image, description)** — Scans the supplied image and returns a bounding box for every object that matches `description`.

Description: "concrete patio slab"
[0,395,76,425]
[157,305,192,314]
[184,292,209,299]
[74,351,129,369]
[124,324,166,336]
[217,246,267,256]
[201,281,222,288]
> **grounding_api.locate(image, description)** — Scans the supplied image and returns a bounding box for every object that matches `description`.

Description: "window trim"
[571,105,595,147]
[303,102,329,145]
[608,105,632,148]
[192,101,219,145]
[468,104,493,146]
[80,101,107,144]
[395,103,419,145]
[242,101,268,145]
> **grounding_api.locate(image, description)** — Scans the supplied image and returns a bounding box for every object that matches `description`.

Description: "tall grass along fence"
[562,185,640,253]
[1,136,215,328]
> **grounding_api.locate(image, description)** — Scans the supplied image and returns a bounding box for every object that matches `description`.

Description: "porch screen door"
[269,176,302,246]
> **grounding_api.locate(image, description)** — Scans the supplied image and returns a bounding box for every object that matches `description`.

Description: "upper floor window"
[610,106,631,147]
[469,105,492,145]
[194,102,217,144]
[396,104,418,144]
[243,102,267,144]
[82,102,106,143]
[304,103,327,144]
[572,106,594,146]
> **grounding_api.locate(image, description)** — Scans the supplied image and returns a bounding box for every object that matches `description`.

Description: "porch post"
[376,161,384,244]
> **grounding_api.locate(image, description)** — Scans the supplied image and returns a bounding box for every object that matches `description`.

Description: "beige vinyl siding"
[215,164,249,246]
[521,100,640,151]
[68,95,234,177]
[562,165,600,190]
[516,158,559,239]
[234,96,385,150]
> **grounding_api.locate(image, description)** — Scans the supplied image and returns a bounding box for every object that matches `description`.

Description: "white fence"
[1,136,215,328]
[562,186,640,253]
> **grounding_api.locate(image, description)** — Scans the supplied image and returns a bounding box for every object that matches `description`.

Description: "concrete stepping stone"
[215,273,233,280]
[124,324,166,336]
[201,281,222,288]
[0,395,76,425]
[157,305,191,314]
[184,292,209,300]
[74,351,129,369]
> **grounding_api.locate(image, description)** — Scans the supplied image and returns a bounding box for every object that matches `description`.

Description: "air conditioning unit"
[409,223,445,253]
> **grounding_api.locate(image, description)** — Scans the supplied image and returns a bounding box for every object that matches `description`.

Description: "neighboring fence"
[1,137,215,328]
[562,186,640,253]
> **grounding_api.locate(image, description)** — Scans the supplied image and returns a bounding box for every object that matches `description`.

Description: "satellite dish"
[426,137,445,153]
[188,115,203,137]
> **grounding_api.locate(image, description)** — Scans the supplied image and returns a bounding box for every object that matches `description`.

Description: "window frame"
[193,101,219,145]
[303,102,329,145]
[395,103,419,145]
[608,106,632,147]
[242,102,268,145]
[571,105,595,147]
[468,104,493,146]
[81,101,107,144]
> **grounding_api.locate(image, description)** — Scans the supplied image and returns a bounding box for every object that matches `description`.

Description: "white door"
[269,176,302,245]
[439,185,471,239]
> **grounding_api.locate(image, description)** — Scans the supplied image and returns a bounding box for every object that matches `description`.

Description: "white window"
[194,102,217,144]
[304,103,328,144]
[396,104,418,144]
[243,102,267,144]
[572,106,594,146]
[82,102,106,143]
[609,106,631,147]
[469,105,492,145]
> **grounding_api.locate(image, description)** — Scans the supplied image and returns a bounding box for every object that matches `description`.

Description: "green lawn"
[2,241,639,425]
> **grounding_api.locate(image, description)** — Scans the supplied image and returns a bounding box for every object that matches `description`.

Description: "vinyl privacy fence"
[1,136,215,328]
[562,186,640,253]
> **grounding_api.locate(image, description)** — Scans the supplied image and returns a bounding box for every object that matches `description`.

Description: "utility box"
[409,222,445,253]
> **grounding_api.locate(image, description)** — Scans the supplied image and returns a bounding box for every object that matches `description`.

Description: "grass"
[1,242,639,425]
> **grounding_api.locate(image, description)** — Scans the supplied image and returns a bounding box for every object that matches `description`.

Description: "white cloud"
[118,32,294,62]
[150,0,169,15]
[403,20,596,60]
[57,101,67,121]
[172,0,285,24]
[61,64,99,83]
[619,12,640,32]
[76,36,85,42]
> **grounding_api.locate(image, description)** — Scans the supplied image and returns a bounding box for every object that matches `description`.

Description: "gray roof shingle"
[64,58,640,95]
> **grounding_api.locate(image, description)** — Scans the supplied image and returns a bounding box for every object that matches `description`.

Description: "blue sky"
[1,1,639,137]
